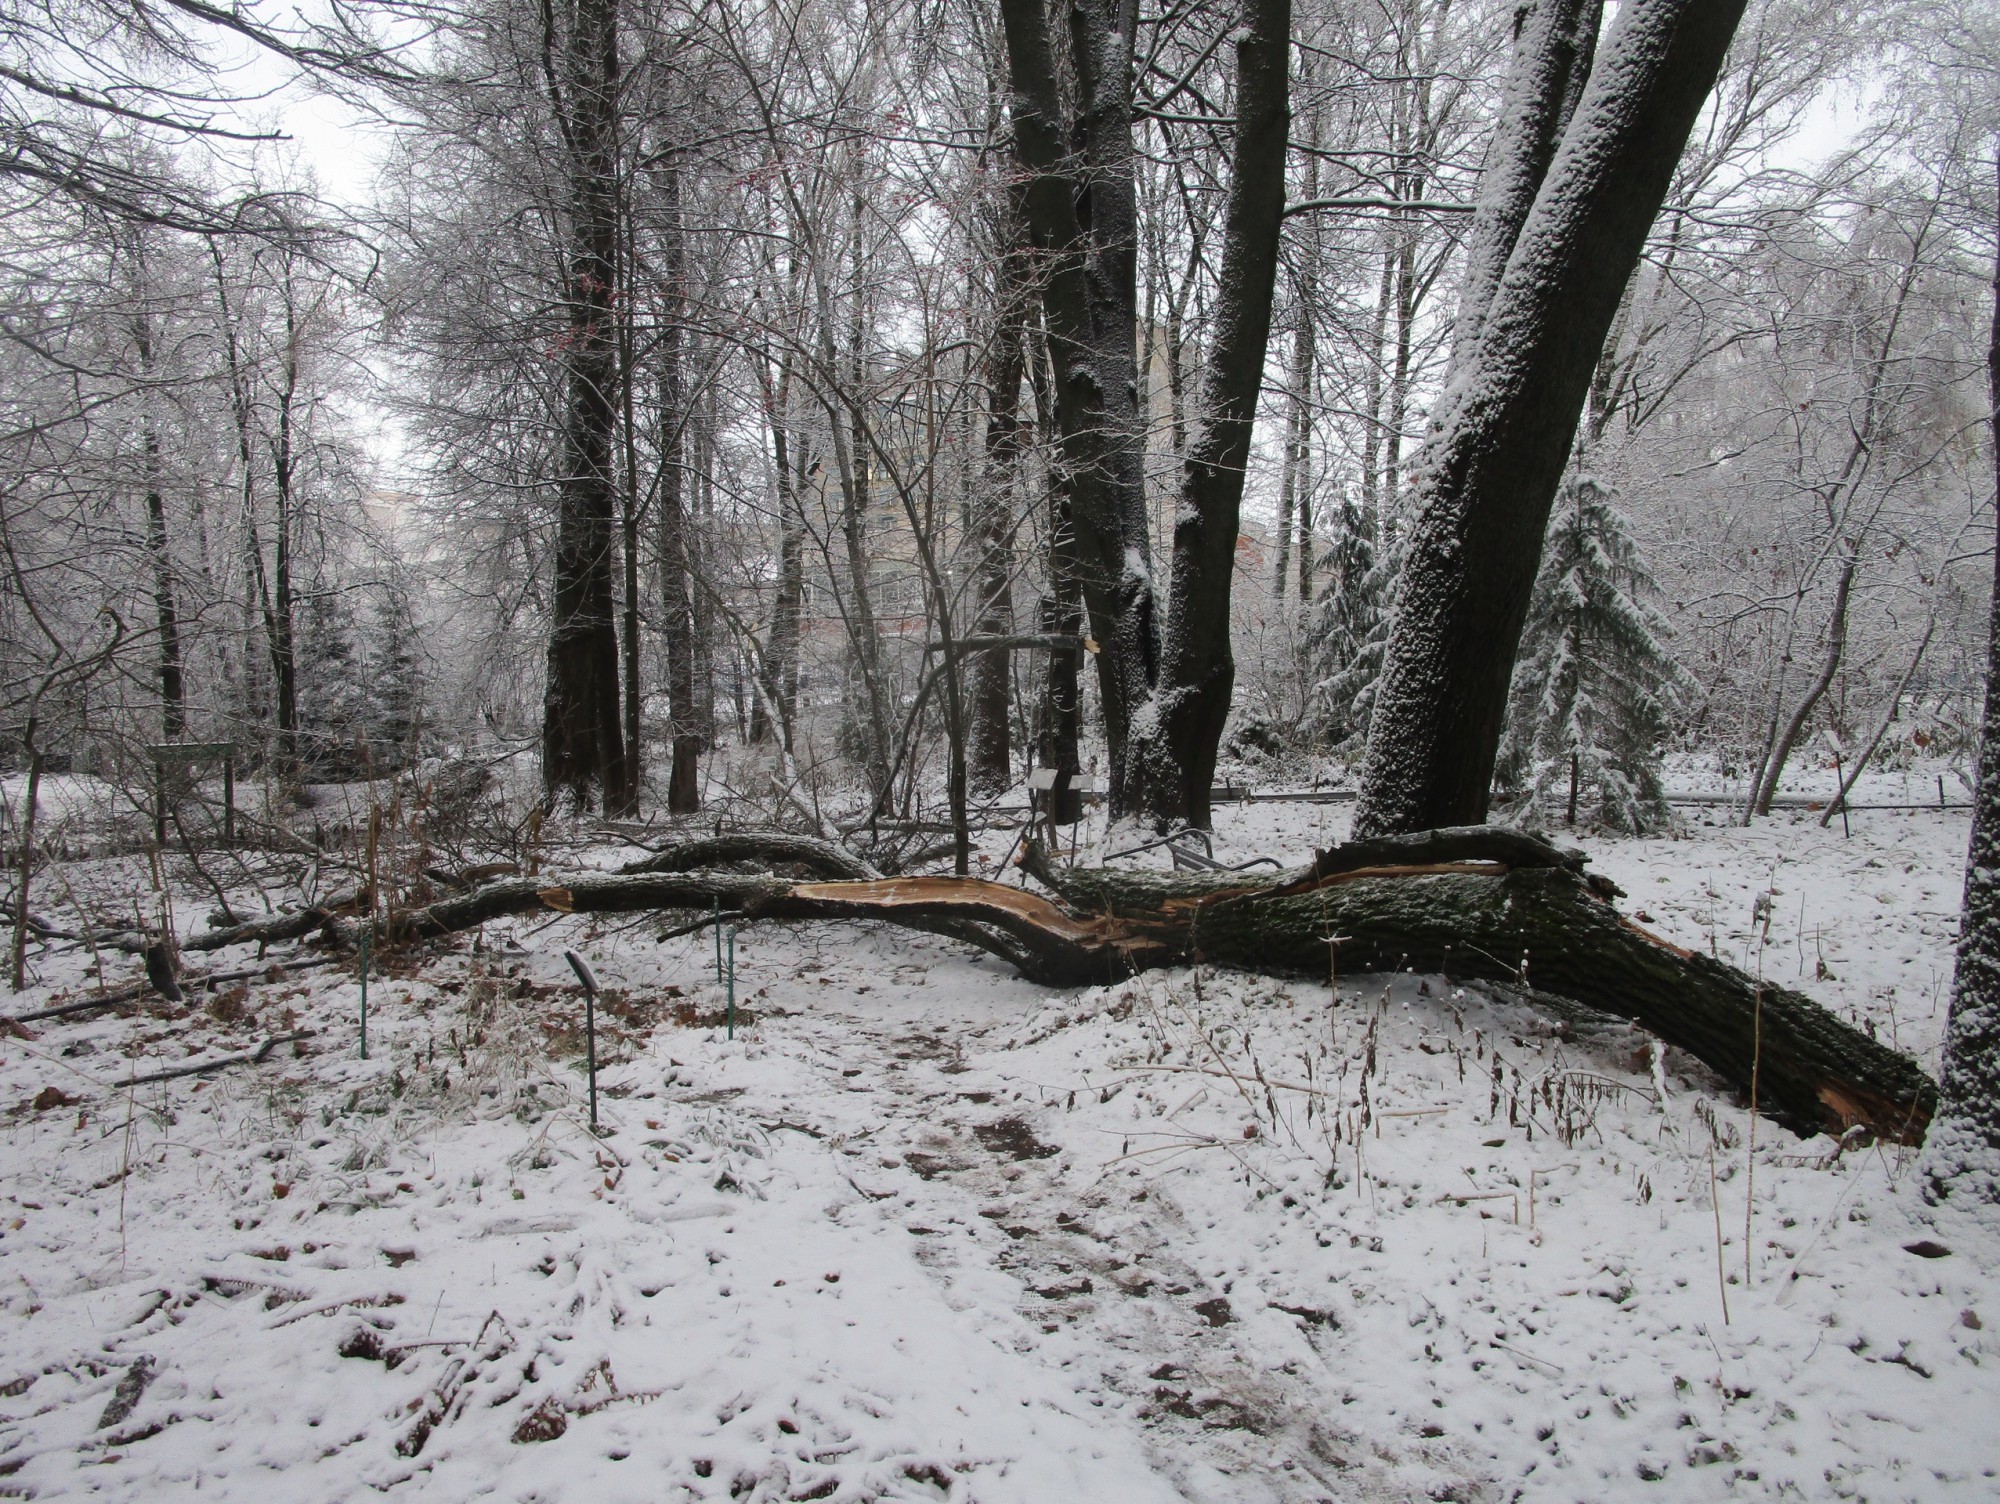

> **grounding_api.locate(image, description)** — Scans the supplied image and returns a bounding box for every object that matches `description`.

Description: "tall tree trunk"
[208,241,275,759]
[9,732,38,993]
[619,252,643,815]
[1273,420,1295,600]
[1359,245,1394,522]
[1000,0,1157,810]
[132,313,185,739]
[657,155,701,813]
[1031,316,1084,805]
[765,426,806,751]
[1355,0,1748,837]
[834,234,893,799]
[542,0,630,810]
[692,381,718,745]
[971,199,1029,796]
[1126,0,1291,829]
[1927,161,2000,1203]
[269,296,300,776]
[1445,0,1602,374]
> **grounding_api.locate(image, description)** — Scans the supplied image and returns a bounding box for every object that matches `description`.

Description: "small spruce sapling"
[1494,475,1688,832]
[1307,500,1394,755]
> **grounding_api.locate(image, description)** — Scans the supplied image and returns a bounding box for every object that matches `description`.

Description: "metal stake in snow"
[565,949,601,1131]
[712,897,724,984]
[357,924,372,1060]
[724,927,737,1040]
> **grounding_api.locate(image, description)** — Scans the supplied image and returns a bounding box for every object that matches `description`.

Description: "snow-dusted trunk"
[970,209,1029,797]
[1354,0,1747,837]
[751,358,804,752]
[1127,0,1292,828]
[132,310,185,740]
[542,0,630,810]
[1927,174,2000,1203]
[1272,304,1313,601]
[1000,0,1156,809]
[269,295,300,776]
[1445,0,1602,372]
[657,158,701,814]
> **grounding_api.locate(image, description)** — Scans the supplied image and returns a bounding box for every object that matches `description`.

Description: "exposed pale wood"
[178,827,1937,1143]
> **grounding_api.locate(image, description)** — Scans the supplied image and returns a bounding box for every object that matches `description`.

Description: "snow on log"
[213,825,1933,1144]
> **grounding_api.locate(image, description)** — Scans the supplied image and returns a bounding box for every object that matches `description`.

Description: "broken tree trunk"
[196,825,1933,1144]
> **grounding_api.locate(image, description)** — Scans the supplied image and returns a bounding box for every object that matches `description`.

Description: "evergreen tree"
[1308,500,1393,756]
[1495,475,1687,832]
[298,585,371,777]
[367,581,423,770]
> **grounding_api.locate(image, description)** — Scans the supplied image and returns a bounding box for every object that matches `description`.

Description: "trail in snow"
[0,783,1993,1499]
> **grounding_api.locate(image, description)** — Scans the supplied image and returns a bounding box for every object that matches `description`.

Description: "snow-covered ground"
[0,787,1994,1500]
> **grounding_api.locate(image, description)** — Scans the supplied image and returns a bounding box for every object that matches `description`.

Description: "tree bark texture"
[1128,0,1291,829]
[542,0,631,811]
[242,823,1934,1145]
[970,198,1029,797]
[1445,0,1602,373]
[1000,0,1157,807]
[1355,0,1748,837]
[9,745,40,992]
[270,292,301,773]
[657,156,701,814]
[1927,165,2000,1202]
[131,310,186,739]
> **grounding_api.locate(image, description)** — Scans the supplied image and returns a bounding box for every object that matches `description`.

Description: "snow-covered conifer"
[1495,475,1686,832]
[298,586,371,778]
[1307,500,1392,755]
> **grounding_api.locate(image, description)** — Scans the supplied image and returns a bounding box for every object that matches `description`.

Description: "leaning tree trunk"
[1355,0,1748,838]
[1927,165,2000,1203]
[218,824,1937,1145]
[1444,0,1602,376]
[1127,0,1290,830]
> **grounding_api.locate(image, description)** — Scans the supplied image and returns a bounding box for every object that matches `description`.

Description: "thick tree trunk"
[1355,0,1747,837]
[542,0,630,811]
[1927,167,2000,1202]
[259,824,1933,1145]
[1445,0,1602,373]
[1127,0,1291,829]
[1000,0,1157,809]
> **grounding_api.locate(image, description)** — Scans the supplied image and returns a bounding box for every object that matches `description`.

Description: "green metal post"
[725,926,736,1040]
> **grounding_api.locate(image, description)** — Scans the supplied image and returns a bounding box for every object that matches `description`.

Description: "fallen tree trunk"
[196,825,1933,1144]
[1018,838,1934,1143]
